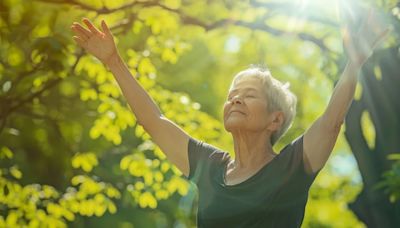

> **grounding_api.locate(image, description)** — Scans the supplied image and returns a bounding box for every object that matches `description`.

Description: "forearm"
[106,53,162,126]
[321,61,361,128]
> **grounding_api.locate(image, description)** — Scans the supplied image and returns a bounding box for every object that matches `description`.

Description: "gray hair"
[229,65,297,145]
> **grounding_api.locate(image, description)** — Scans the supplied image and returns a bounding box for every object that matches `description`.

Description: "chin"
[224,120,245,132]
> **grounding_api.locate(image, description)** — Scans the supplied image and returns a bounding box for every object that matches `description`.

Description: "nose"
[231,95,242,104]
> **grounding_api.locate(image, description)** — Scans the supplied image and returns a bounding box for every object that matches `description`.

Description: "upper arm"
[142,115,191,177]
[303,115,342,174]
[303,62,359,174]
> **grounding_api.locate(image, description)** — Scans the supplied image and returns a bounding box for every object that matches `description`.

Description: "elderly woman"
[71,9,390,227]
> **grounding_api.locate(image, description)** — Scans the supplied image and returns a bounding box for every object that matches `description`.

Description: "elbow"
[320,115,344,134]
[333,119,343,133]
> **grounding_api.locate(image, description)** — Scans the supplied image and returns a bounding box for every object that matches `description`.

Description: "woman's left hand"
[342,8,392,67]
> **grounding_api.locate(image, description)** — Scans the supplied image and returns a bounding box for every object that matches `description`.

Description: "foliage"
[376,154,400,203]
[0,147,119,227]
[1,0,230,226]
[2,0,398,227]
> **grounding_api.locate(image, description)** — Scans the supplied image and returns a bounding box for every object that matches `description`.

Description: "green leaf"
[107,202,117,214]
[164,0,181,9]
[161,48,177,64]
[138,192,157,209]
[361,111,376,150]
[138,58,156,76]
[71,152,98,172]
[10,166,22,179]
[120,155,132,170]
[0,147,13,159]
[387,153,400,160]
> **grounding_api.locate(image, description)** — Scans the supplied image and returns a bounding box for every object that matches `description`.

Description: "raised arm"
[71,19,191,177]
[303,9,391,174]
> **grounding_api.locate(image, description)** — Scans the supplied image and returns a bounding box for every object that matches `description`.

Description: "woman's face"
[223,76,272,133]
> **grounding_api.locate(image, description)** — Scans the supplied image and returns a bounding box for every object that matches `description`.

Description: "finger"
[369,10,388,36]
[71,23,91,39]
[71,27,88,41]
[357,8,373,36]
[101,20,112,37]
[341,26,351,46]
[367,8,374,25]
[371,27,392,49]
[73,36,87,48]
[83,18,101,35]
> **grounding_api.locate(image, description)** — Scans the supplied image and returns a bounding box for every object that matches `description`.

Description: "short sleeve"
[184,137,230,185]
[269,135,321,211]
[278,135,321,190]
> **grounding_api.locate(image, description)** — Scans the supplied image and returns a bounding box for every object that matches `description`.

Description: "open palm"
[71,19,117,64]
[343,8,392,67]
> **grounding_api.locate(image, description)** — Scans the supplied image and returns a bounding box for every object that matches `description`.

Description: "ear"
[268,111,284,132]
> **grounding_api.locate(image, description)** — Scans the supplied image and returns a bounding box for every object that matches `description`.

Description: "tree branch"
[36,0,330,51]
[249,0,339,27]
[0,54,83,125]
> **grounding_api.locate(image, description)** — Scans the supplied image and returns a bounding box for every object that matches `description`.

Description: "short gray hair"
[229,65,297,145]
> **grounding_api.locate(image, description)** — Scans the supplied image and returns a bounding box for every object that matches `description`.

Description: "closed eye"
[246,93,257,98]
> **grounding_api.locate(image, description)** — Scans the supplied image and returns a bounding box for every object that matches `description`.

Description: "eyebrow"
[229,88,259,94]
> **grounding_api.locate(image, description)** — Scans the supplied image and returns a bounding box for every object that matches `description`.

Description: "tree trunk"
[345,47,400,228]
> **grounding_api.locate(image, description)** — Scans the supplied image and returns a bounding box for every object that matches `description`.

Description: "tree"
[1,0,398,227]
[345,46,400,227]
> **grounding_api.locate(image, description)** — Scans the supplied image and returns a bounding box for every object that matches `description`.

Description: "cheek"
[249,102,269,121]
[223,103,230,118]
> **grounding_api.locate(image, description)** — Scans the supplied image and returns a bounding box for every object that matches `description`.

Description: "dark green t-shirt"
[183,135,320,228]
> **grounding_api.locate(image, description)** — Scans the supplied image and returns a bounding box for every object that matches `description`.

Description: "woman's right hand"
[71,19,118,65]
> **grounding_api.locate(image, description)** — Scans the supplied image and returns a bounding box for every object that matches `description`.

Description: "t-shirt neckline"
[220,153,280,188]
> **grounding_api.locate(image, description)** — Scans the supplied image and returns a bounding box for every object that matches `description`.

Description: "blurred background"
[0,0,399,227]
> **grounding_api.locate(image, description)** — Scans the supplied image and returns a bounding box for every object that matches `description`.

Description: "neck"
[230,129,276,170]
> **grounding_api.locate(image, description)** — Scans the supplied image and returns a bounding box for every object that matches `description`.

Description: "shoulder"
[188,137,231,165]
[279,134,321,181]
[276,135,305,172]
[278,135,304,156]
[186,137,231,182]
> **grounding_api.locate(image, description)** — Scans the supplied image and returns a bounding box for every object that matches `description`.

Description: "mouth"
[230,110,245,115]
